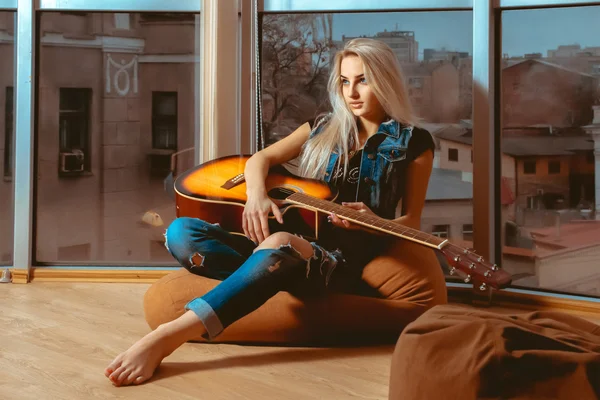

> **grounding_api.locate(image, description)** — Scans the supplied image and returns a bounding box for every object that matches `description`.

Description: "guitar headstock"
[439,243,512,291]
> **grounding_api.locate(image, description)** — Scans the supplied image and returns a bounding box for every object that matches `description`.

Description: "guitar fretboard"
[286,192,448,249]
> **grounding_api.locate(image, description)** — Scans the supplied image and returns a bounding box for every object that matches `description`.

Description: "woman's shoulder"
[405,124,436,158]
[407,123,432,137]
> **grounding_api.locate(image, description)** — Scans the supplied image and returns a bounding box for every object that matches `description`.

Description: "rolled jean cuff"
[184,297,224,340]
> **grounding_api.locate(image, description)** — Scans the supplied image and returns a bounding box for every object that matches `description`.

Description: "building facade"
[0,12,200,264]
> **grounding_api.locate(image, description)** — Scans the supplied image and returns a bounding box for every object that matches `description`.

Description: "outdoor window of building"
[3,86,12,178]
[152,92,178,150]
[502,5,600,297]
[114,13,131,30]
[462,223,473,241]
[408,77,423,88]
[523,160,536,174]
[448,148,458,162]
[432,224,450,238]
[59,88,91,175]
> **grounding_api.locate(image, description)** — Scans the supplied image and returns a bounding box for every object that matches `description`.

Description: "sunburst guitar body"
[174,154,336,240]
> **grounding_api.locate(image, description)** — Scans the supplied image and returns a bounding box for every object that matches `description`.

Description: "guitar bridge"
[221,173,245,190]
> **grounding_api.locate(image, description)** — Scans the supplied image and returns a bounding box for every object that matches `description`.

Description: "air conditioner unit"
[60,151,85,173]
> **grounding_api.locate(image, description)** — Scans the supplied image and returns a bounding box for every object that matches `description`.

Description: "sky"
[331,6,600,60]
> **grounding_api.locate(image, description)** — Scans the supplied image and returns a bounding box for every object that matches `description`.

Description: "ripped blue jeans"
[164,217,351,340]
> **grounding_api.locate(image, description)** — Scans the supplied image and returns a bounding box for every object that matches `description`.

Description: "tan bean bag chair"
[389,304,600,400]
[144,240,448,344]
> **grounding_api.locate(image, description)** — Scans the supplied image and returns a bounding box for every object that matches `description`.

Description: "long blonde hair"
[298,38,416,180]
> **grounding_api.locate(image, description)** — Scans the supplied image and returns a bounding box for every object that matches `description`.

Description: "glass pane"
[0,12,14,266]
[261,12,473,278]
[36,12,200,265]
[502,6,600,297]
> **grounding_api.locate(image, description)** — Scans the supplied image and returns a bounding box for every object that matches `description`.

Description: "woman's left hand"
[328,202,374,230]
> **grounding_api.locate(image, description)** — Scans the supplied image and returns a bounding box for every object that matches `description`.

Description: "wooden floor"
[1,281,395,400]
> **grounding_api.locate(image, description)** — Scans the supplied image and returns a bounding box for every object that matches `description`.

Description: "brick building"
[502,59,597,128]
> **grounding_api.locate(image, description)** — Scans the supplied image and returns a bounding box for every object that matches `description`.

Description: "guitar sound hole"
[268,187,297,200]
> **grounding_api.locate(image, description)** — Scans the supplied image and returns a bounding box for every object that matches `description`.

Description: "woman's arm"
[244,121,311,196]
[243,122,312,244]
[393,149,434,230]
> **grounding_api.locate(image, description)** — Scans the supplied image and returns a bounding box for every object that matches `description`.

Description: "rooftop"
[503,58,597,79]
[526,219,600,259]
[426,123,594,157]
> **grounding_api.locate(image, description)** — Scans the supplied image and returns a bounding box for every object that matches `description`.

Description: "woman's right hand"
[243,190,284,244]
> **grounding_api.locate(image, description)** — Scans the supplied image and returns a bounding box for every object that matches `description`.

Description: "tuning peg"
[449,267,456,275]
[469,262,476,270]
[464,275,471,283]
[491,264,499,271]
[484,270,491,277]
[453,256,461,263]
[479,283,487,291]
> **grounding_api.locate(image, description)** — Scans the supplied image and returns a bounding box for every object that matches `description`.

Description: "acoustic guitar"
[174,154,512,291]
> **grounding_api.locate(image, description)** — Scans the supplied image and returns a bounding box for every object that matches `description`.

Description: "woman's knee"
[255,232,313,259]
[164,217,209,258]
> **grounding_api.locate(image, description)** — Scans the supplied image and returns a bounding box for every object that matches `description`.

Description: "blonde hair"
[298,38,416,180]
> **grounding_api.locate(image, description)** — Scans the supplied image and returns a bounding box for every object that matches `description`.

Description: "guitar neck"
[286,192,448,250]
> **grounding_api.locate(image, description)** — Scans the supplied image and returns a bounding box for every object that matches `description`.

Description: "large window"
[502,5,600,297]
[261,11,473,279]
[3,0,599,302]
[35,12,200,264]
[0,12,14,266]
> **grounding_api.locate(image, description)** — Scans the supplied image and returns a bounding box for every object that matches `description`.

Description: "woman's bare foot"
[105,311,206,386]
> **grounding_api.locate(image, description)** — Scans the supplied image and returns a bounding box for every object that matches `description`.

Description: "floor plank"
[0,282,393,400]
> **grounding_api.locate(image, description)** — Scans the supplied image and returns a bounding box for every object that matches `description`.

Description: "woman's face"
[340,55,384,120]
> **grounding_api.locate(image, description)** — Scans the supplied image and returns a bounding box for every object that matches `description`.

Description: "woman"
[105,38,444,386]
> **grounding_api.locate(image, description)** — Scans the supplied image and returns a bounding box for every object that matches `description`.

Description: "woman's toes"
[133,375,147,385]
[105,356,124,377]
[114,367,132,387]
[109,365,126,385]
[122,369,141,386]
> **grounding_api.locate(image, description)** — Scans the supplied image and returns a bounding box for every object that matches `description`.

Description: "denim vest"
[310,117,414,220]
